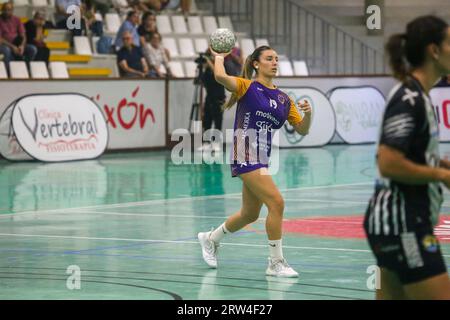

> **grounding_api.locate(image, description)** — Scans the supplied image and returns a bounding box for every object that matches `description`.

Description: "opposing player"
[198,45,312,277]
[364,16,450,299]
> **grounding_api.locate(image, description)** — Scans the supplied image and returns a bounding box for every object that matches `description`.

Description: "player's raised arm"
[210,49,237,93]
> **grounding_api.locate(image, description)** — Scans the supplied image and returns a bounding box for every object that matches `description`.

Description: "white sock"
[268,239,283,260]
[209,223,231,244]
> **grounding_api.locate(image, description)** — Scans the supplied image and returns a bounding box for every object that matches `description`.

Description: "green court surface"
[0,144,449,300]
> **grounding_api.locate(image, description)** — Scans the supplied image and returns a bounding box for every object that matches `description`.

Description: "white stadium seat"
[184,61,197,78]
[218,16,234,32]
[156,15,172,34]
[13,0,29,5]
[194,38,208,54]
[255,38,269,48]
[105,13,121,33]
[178,38,196,58]
[31,0,47,6]
[172,15,188,34]
[95,12,103,21]
[168,61,184,78]
[0,61,8,79]
[49,62,69,79]
[203,16,218,35]
[279,60,294,76]
[187,16,203,34]
[30,61,49,79]
[240,38,255,58]
[161,38,179,58]
[92,36,99,54]
[293,60,309,76]
[10,61,29,79]
[74,36,92,55]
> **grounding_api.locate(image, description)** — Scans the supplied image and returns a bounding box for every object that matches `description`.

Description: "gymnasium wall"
[1,76,450,155]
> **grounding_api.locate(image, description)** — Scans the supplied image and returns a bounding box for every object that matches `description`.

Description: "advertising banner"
[278,87,336,147]
[11,93,108,162]
[328,86,386,144]
[430,87,450,142]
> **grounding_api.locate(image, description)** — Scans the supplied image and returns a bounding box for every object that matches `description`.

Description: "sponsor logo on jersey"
[422,235,439,253]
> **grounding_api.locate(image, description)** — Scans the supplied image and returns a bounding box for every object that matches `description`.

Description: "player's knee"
[268,196,284,214]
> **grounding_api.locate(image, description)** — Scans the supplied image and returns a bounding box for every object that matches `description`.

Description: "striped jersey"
[365,76,443,236]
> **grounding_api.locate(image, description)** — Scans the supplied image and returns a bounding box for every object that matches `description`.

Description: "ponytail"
[222,55,255,110]
[385,16,448,82]
[222,45,272,110]
[386,33,408,81]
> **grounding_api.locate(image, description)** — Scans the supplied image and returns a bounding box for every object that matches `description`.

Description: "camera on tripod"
[195,52,208,65]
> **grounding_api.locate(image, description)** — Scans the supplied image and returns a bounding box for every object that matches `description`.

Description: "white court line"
[284,198,368,205]
[63,211,230,220]
[0,182,373,218]
[0,233,449,257]
[0,232,370,253]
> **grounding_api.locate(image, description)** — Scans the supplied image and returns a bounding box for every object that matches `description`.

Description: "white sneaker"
[266,258,299,278]
[198,231,219,268]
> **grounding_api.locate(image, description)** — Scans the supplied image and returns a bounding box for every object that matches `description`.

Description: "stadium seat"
[293,60,309,76]
[187,16,203,34]
[9,61,29,79]
[184,61,197,78]
[162,38,179,58]
[13,0,29,5]
[203,16,218,35]
[31,0,47,6]
[30,61,49,79]
[255,38,269,48]
[49,61,69,79]
[168,61,184,78]
[279,60,294,76]
[218,16,234,32]
[74,36,93,55]
[194,38,208,54]
[94,12,103,21]
[105,13,121,33]
[178,38,196,58]
[172,15,188,34]
[0,61,7,79]
[156,15,172,34]
[92,36,99,54]
[240,38,255,58]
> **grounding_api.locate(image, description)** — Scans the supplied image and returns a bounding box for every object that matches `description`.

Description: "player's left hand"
[298,100,312,116]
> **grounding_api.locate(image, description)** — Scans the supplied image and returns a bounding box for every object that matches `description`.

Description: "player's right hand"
[209,46,231,58]
[439,169,450,189]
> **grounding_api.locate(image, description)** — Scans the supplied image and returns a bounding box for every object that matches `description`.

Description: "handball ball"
[209,28,236,53]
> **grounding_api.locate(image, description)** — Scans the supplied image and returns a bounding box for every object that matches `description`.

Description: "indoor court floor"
[0,144,449,300]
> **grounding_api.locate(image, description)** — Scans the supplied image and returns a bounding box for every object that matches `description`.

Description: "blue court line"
[1,247,449,271]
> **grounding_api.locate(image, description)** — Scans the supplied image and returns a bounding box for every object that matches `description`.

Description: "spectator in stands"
[224,46,243,76]
[55,0,81,29]
[82,1,105,37]
[435,75,450,87]
[159,0,191,17]
[144,31,171,78]
[86,0,110,16]
[117,30,150,78]
[140,0,191,17]
[0,2,37,71]
[114,10,140,51]
[25,10,50,65]
[113,0,132,15]
[138,10,158,45]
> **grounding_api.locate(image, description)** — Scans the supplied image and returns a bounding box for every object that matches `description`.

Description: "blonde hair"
[223,46,272,110]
